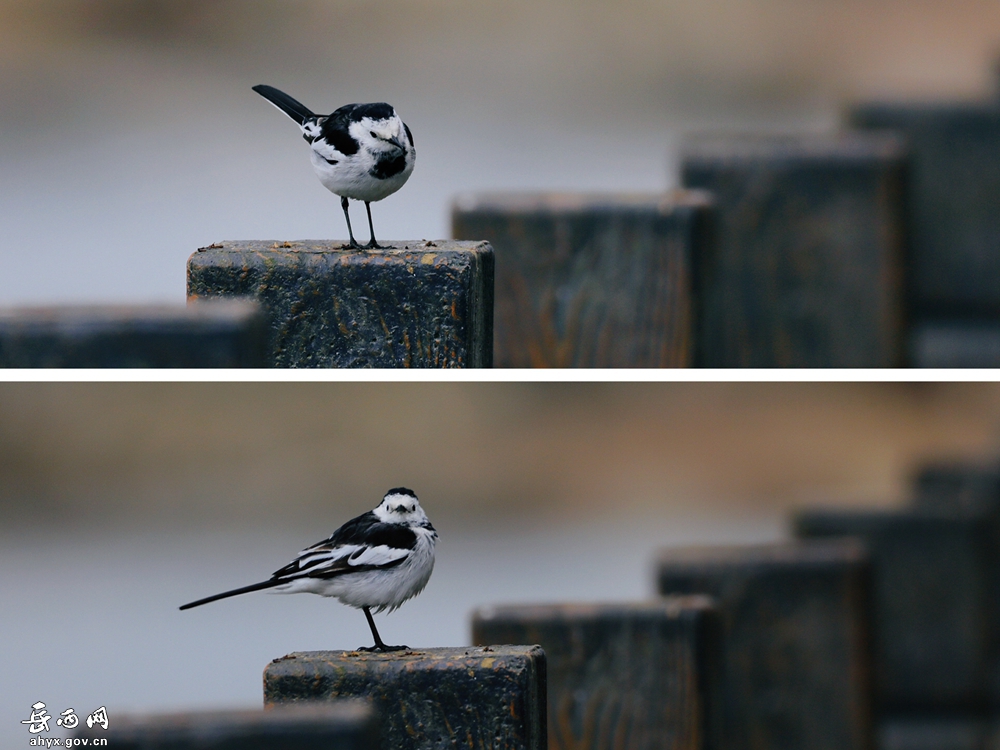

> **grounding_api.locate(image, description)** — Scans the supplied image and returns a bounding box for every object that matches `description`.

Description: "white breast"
[309,144,415,203]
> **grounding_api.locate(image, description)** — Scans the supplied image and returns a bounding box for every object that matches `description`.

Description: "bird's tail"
[252,85,315,125]
[179,579,282,610]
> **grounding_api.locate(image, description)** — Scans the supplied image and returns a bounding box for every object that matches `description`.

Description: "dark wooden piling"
[72,702,379,749]
[655,540,873,750]
[0,300,266,367]
[681,133,907,367]
[909,321,1000,368]
[851,102,1000,367]
[911,461,1000,514]
[187,240,494,368]
[471,597,719,750]
[451,191,712,367]
[794,508,999,713]
[850,104,1000,325]
[264,646,546,750]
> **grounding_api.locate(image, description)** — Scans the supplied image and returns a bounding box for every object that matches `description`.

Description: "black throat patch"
[371,152,407,180]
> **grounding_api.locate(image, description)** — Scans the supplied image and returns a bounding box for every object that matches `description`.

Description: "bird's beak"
[390,135,405,150]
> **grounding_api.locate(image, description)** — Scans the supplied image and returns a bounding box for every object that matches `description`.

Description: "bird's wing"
[316,115,361,157]
[310,134,350,164]
[270,514,418,582]
[271,541,410,581]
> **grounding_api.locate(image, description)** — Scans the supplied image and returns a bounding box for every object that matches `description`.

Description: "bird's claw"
[357,644,409,653]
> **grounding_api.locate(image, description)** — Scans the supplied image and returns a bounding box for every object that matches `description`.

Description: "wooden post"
[72,703,379,749]
[656,540,873,750]
[851,103,1000,367]
[794,509,998,713]
[187,240,494,368]
[0,300,265,367]
[911,461,1000,513]
[681,133,907,367]
[452,191,711,367]
[264,646,546,750]
[471,597,719,750]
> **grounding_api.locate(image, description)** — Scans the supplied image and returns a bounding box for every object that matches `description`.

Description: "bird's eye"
[370,130,378,139]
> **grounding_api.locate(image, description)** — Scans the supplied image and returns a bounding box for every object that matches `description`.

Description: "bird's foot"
[357,644,409,653]
[340,240,362,250]
[365,240,393,250]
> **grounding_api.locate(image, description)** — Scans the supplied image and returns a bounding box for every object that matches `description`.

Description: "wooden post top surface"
[452,189,713,215]
[189,239,491,265]
[265,644,543,675]
[657,539,869,571]
[681,131,907,165]
[472,596,716,623]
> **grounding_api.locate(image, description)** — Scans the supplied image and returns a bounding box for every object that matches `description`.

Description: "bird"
[252,84,415,250]
[180,487,436,652]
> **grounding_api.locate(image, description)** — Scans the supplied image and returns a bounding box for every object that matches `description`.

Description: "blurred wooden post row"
[453,92,1000,367]
[82,458,1000,749]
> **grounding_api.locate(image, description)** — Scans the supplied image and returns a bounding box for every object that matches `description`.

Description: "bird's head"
[350,104,410,154]
[375,487,430,527]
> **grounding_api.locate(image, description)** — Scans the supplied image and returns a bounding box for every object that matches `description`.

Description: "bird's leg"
[341,196,360,249]
[357,606,408,652]
[364,202,388,249]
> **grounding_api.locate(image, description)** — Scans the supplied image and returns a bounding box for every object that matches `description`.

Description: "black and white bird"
[180,488,436,652]
[252,84,415,250]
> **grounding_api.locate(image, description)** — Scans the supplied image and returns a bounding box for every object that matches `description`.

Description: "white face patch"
[351,117,404,151]
[375,492,427,525]
[385,493,415,513]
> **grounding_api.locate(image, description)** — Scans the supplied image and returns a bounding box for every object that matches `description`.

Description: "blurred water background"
[2,1,1000,304]
[4,382,1000,744]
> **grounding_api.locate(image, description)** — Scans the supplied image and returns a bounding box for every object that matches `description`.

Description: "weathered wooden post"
[794,508,999,713]
[187,240,494,368]
[680,133,907,367]
[850,102,1000,366]
[451,191,712,367]
[0,300,266,367]
[73,702,379,749]
[911,461,1000,514]
[655,540,873,750]
[264,646,546,750]
[471,597,719,750]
